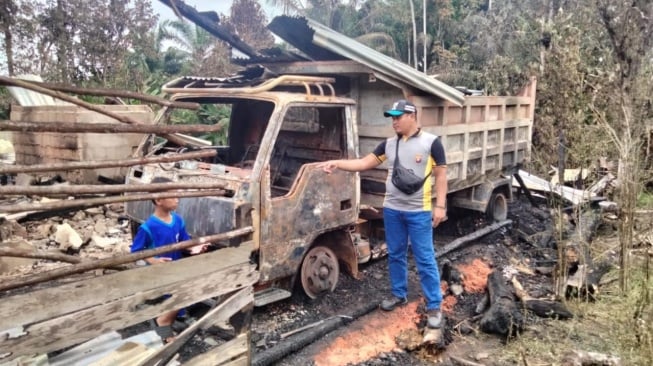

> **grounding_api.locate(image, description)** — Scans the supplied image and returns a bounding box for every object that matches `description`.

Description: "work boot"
[426,309,443,329]
[380,296,407,311]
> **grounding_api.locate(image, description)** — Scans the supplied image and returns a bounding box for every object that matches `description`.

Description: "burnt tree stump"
[479,271,523,337]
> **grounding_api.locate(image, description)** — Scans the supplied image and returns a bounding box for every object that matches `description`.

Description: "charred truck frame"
[125,16,536,306]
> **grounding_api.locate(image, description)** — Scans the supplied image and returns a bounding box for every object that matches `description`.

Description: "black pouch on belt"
[391,139,430,195]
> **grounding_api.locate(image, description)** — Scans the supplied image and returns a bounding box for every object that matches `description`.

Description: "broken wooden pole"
[0,189,227,214]
[513,172,539,207]
[0,80,200,110]
[440,220,512,257]
[0,226,254,292]
[0,149,216,174]
[0,120,222,134]
[0,76,141,124]
[0,247,82,264]
[0,182,227,196]
[0,247,129,271]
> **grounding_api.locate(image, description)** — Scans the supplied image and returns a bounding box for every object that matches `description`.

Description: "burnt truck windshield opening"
[160,98,275,167]
[269,105,348,197]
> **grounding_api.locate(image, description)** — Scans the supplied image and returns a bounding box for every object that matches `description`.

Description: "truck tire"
[487,192,508,222]
[300,246,340,299]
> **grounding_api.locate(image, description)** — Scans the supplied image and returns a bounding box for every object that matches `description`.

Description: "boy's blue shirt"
[130,212,191,260]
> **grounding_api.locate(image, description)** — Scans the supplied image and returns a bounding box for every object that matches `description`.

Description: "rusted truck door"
[257,103,359,301]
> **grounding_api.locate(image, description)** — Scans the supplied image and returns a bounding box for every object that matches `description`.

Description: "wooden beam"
[0,80,200,110]
[0,265,257,361]
[0,120,222,134]
[184,334,249,366]
[0,189,227,214]
[0,247,82,264]
[0,247,129,270]
[439,220,512,257]
[0,182,226,196]
[0,227,254,292]
[138,287,253,366]
[0,149,216,174]
[0,76,140,125]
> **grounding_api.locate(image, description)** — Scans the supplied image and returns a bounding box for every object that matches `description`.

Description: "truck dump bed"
[355,77,537,209]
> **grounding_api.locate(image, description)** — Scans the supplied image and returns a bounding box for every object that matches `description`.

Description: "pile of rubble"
[0,200,132,279]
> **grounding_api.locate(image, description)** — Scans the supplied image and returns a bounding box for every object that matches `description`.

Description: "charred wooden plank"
[440,220,512,257]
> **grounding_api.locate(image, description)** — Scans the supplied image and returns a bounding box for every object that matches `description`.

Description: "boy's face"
[154,197,179,211]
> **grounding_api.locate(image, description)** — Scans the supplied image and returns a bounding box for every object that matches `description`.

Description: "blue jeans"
[383,207,443,311]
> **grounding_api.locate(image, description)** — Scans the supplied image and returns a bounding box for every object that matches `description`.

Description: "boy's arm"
[131,225,171,264]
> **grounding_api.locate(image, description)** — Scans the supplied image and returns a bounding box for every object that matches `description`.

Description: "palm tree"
[157,19,231,76]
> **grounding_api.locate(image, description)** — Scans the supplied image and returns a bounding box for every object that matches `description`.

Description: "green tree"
[31,0,157,85]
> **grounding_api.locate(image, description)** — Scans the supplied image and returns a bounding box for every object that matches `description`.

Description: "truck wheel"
[487,192,508,222]
[300,246,340,299]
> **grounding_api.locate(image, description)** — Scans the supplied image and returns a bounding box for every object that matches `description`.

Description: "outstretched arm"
[318,153,382,174]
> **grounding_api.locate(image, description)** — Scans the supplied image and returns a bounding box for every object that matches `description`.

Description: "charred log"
[252,303,376,366]
[479,271,523,337]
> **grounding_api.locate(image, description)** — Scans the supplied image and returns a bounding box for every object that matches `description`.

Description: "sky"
[151,0,282,23]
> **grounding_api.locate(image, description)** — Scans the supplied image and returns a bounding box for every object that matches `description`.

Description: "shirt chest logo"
[415,154,423,163]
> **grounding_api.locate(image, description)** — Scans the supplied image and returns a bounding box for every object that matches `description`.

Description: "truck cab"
[125,74,365,305]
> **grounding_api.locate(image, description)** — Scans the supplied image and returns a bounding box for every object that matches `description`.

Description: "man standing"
[318,99,447,329]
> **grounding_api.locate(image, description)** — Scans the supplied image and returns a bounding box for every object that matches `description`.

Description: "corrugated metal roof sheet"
[6,75,72,106]
[268,16,465,106]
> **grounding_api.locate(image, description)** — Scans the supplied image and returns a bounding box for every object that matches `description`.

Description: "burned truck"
[125,17,536,306]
